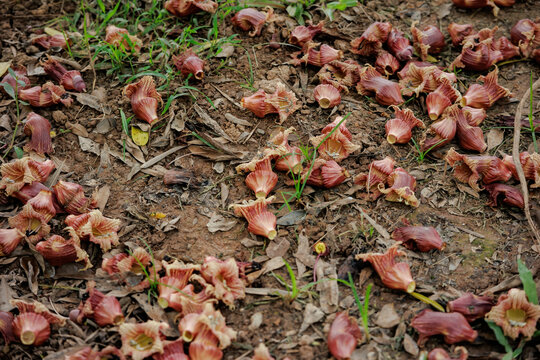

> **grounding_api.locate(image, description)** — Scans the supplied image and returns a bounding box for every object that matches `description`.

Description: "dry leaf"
[78,136,100,155]
[0,61,11,78]
[266,238,290,258]
[131,126,149,146]
[94,185,111,211]
[299,303,324,333]
[0,276,14,311]
[20,256,40,295]
[487,129,504,151]
[316,261,339,313]
[44,27,63,36]
[456,182,480,198]
[375,304,400,328]
[66,122,88,137]
[206,213,236,233]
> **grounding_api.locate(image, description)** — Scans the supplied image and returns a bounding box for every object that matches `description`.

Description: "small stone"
[249,312,263,330]
[375,303,400,328]
[403,333,419,356]
[256,129,265,135]
[339,295,355,309]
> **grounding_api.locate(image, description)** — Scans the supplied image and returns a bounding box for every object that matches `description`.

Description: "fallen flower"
[510,19,540,57]
[31,34,69,49]
[231,197,277,240]
[241,83,300,124]
[485,288,540,340]
[231,7,273,37]
[0,311,14,344]
[76,281,124,326]
[119,321,169,360]
[379,168,419,207]
[452,0,499,16]
[200,257,246,307]
[42,56,86,92]
[12,312,50,346]
[355,243,416,293]
[36,234,91,269]
[309,116,360,162]
[391,226,445,252]
[462,106,486,126]
[448,23,475,47]
[375,51,400,76]
[426,82,461,120]
[428,347,468,360]
[411,309,478,346]
[313,84,341,109]
[387,28,414,62]
[492,36,520,61]
[399,63,456,96]
[0,228,24,256]
[422,105,460,151]
[53,180,96,215]
[461,67,511,109]
[350,22,392,57]
[353,156,396,200]
[105,25,142,52]
[446,148,512,191]
[153,339,188,360]
[302,43,343,67]
[447,293,493,322]
[252,343,274,360]
[411,23,446,60]
[165,0,218,17]
[123,76,163,125]
[23,112,53,155]
[0,66,30,92]
[9,190,56,244]
[65,210,121,252]
[302,159,350,189]
[245,157,278,198]
[66,346,125,360]
[455,107,487,152]
[19,82,73,107]
[173,49,205,80]
[157,276,186,310]
[11,299,66,326]
[501,152,540,188]
[327,312,362,360]
[485,183,524,208]
[317,59,361,93]
[289,22,324,47]
[357,65,403,106]
[385,106,424,144]
[452,43,503,71]
[0,157,55,195]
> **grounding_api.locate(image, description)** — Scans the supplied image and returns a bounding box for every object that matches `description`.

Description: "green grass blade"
[517,259,538,305]
[485,320,513,354]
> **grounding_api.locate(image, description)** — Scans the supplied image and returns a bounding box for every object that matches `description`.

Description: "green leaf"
[517,258,538,305]
[14,146,24,159]
[96,0,106,13]
[485,320,512,354]
[0,83,15,99]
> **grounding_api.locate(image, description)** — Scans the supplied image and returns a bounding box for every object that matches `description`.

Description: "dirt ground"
[1,0,540,359]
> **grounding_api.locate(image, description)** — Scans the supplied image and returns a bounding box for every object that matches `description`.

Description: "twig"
[512,76,540,248]
[354,205,391,240]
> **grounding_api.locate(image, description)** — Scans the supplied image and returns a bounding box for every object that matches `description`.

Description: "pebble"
[249,312,263,330]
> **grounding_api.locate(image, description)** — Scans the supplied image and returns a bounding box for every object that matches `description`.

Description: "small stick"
[512,76,540,248]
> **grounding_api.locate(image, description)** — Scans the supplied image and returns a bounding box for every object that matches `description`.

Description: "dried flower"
[65,210,121,252]
[351,22,392,57]
[411,309,478,346]
[422,105,459,151]
[157,276,186,310]
[0,311,14,344]
[153,340,188,360]
[399,63,456,96]
[447,293,494,322]
[32,34,69,49]
[313,84,341,108]
[392,226,445,252]
[12,313,50,346]
[245,158,278,199]
[411,23,446,60]
[291,43,343,67]
[461,67,511,109]
[452,43,504,71]
[375,51,400,76]
[289,22,324,47]
[448,23,475,46]
[451,0,499,15]
[355,243,416,293]
[123,76,163,125]
[172,49,205,80]
[19,82,73,107]
[9,190,56,244]
[11,299,66,325]
[0,228,24,256]
[502,152,540,188]
[200,257,246,307]
[53,180,96,215]
[77,281,124,326]
[310,117,360,162]
[23,112,53,155]
[353,156,396,200]
[317,60,361,93]
[510,19,540,57]
[0,157,55,195]
[105,25,142,52]
[252,343,274,360]
[264,127,304,174]
[1,66,30,92]
[462,106,486,126]
[42,56,86,92]
[379,168,419,207]
[165,0,218,17]
[455,107,487,152]
[428,347,468,360]
[119,321,169,360]
[492,36,520,61]
[445,148,512,191]
[426,82,461,120]
[36,234,91,269]
[397,60,435,80]
[241,83,300,124]
[485,288,540,340]
[231,197,277,240]
[170,284,215,316]
[387,28,414,62]
[231,7,273,37]
[385,106,424,144]
[327,312,362,360]
[357,65,403,106]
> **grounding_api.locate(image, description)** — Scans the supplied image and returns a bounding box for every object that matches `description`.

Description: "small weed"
[322,0,359,21]
[272,258,319,303]
[283,0,316,25]
[334,273,372,340]
[119,109,133,161]
[410,137,445,163]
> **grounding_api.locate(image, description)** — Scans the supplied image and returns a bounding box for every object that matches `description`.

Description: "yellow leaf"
[0,61,11,78]
[49,131,56,138]
[131,126,149,146]
[149,212,166,219]
[45,27,63,36]
[425,54,438,63]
